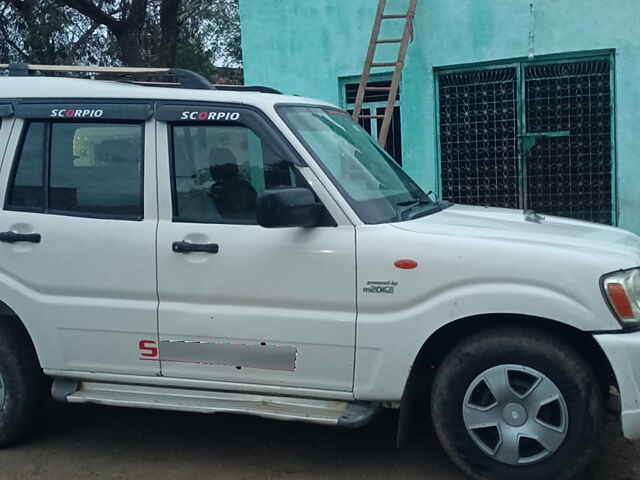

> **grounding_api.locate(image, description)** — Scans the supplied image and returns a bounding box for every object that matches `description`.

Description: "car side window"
[6,122,46,211]
[6,121,144,219]
[171,123,307,224]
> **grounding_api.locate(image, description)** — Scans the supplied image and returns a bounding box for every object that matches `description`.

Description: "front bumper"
[595,330,640,440]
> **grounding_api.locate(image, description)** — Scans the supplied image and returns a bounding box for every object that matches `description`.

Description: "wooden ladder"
[352,0,417,148]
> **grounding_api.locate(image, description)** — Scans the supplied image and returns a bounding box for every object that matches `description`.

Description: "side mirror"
[257,188,322,228]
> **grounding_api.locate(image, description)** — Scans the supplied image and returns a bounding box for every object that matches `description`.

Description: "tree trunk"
[61,0,149,66]
[159,0,180,66]
[114,28,145,66]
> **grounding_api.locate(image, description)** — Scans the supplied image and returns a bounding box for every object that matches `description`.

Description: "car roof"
[0,77,336,110]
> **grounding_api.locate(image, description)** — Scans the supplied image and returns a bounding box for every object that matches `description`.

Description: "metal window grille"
[438,68,519,208]
[524,60,612,223]
[437,57,614,224]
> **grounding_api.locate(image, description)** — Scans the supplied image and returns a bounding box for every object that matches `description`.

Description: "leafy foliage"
[0,1,113,64]
[0,0,242,73]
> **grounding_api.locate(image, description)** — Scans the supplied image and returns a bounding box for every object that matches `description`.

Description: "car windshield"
[278,105,447,224]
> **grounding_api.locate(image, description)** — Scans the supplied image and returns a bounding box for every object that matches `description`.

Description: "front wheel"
[431,327,603,480]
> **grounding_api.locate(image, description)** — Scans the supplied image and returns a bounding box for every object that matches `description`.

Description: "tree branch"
[178,1,206,25]
[0,4,30,61]
[57,0,121,30]
[125,0,147,28]
[3,0,22,10]
[72,20,99,50]
[4,0,36,18]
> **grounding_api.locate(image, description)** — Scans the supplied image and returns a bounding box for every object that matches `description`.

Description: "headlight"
[602,268,640,327]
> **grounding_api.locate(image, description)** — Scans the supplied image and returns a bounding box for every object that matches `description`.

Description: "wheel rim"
[462,364,569,466]
[0,372,5,410]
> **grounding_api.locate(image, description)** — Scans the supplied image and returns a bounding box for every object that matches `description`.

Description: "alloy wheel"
[462,364,569,465]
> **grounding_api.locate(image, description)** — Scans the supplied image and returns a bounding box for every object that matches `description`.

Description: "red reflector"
[394,259,418,270]
[607,283,635,319]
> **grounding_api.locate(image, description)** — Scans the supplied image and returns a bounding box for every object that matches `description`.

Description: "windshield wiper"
[396,199,429,207]
[397,199,450,221]
[396,199,432,220]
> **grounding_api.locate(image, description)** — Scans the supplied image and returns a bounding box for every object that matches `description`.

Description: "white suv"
[0,64,639,480]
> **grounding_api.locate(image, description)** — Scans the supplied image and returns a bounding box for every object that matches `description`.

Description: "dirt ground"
[0,403,637,480]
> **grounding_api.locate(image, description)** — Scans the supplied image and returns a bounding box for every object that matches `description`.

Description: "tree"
[174,0,242,74]
[0,0,242,70]
[61,0,151,66]
[0,0,111,65]
[158,0,179,67]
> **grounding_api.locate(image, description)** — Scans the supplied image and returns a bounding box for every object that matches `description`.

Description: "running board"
[52,380,379,428]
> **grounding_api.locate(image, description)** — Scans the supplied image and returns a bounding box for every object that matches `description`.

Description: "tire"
[431,327,603,480]
[0,319,46,447]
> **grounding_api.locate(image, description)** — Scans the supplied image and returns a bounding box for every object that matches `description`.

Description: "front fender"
[354,283,613,400]
[353,224,621,401]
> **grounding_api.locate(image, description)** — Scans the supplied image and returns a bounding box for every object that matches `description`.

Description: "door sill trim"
[54,379,378,427]
[43,369,354,401]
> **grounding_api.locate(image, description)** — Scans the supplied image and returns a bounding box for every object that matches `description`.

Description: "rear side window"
[6,121,144,219]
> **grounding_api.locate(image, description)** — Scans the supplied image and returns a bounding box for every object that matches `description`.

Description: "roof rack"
[212,84,282,95]
[0,63,283,94]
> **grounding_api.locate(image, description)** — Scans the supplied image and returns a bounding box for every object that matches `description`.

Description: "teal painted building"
[239,0,639,234]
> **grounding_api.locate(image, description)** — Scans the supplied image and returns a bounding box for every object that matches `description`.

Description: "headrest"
[211,148,239,167]
[210,163,239,182]
[210,148,241,181]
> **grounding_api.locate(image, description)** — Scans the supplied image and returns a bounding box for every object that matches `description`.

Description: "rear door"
[0,101,159,375]
[155,103,357,392]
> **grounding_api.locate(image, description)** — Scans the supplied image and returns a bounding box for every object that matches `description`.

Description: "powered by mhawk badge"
[363,280,398,294]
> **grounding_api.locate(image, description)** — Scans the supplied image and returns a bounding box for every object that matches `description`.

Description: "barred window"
[437,57,614,224]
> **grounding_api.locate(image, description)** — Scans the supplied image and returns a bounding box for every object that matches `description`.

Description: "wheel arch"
[0,299,42,369]
[417,314,615,384]
[396,313,616,447]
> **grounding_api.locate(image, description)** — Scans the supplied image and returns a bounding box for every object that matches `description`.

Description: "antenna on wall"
[528,2,536,60]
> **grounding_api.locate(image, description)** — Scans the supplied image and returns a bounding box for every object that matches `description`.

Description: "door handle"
[172,241,219,254]
[0,231,41,244]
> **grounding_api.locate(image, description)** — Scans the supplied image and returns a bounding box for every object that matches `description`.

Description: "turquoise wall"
[240,0,640,234]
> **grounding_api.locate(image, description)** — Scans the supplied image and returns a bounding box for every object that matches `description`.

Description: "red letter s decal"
[139,340,159,359]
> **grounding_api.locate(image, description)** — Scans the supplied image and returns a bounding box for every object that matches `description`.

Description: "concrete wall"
[239,0,640,234]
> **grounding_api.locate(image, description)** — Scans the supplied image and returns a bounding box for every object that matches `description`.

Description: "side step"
[52,379,380,428]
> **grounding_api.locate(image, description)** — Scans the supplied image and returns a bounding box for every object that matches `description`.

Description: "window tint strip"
[156,105,244,123]
[14,103,153,121]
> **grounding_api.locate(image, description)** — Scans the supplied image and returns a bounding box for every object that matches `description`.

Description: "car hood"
[391,204,640,265]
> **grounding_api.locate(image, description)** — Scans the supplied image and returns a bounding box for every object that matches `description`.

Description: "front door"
[155,104,357,392]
